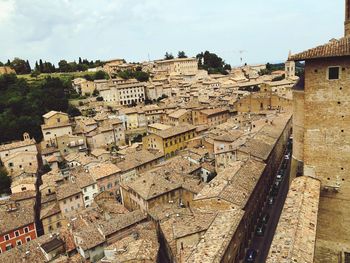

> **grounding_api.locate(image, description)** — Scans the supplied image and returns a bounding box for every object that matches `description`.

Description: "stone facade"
[288,4,350,259]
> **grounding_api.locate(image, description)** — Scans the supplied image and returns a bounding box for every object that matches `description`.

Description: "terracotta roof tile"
[289,37,350,61]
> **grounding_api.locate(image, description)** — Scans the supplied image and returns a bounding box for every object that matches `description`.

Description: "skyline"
[0,0,344,67]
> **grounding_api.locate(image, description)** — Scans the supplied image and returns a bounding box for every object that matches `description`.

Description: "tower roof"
[289,37,350,61]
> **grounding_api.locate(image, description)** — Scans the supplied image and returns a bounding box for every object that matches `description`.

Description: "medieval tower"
[289,1,350,261]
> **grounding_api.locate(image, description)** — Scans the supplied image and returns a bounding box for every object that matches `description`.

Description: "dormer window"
[328,67,340,80]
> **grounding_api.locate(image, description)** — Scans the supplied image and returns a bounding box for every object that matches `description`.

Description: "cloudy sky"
[0,0,344,66]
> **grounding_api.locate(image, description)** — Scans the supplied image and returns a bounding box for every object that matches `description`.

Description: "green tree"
[164,52,174,60]
[0,167,11,194]
[58,60,70,72]
[196,51,231,75]
[134,71,149,82]
[178,51,187,58]
[94,70,108,80]
[67,105,82,117]
[10,58,31,74]
[30,70,41,78]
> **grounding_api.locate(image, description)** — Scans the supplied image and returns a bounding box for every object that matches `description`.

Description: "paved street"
[242,144,292,263]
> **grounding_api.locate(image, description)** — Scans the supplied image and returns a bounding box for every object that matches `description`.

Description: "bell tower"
[345,0,350,37]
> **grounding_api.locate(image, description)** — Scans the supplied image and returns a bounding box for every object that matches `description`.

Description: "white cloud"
[0,0,344,66]
[0,0,15,23]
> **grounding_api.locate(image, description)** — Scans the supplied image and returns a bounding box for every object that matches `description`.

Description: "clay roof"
[88,163,121,180]
[0,199,35,234]
[56,182,81,201]
[200,108,228,116]
[186,209,245,263]
[0,234,54,263]
[74,223,105,250]
[43,110,67,119]
[40,202,61,219]
[0,138,36,152]
[267,176,321,263]
[152,124,196,139]
[97,210,147,236]
[116,149,163,172]
[289,37,350,61]
[195,160,266,208]
[10,190,37,202]
[168,109,189,118]
[71,169,96,188]
[103,222,159,262]
[123,171,181,201]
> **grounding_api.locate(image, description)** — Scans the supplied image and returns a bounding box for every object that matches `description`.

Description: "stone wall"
[302,57,350,262]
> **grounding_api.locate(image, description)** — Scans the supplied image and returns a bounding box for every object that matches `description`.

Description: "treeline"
[117,66,149,82]
[0,73,79,144]
[0,57,105,75]
[196,51,231,75]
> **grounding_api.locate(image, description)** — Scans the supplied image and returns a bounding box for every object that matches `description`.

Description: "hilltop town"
[0,2,349,263]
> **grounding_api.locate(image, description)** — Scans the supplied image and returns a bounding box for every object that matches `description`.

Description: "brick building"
[287,1,350,261]
[0,200,37,253]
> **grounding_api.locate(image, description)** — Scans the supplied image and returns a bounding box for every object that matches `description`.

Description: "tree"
[134,71,149,82]
[164,52,174,60]
[39,59,44,72]
[92,89,99,96]
[67,105,82,117]
[0,74,70,143]
[25,60,31,72]
[0,167,11,194]
[196,51,231,75]
[58,60,70,72]
[94,70,108,80]
[30,70,40,78]
[178,51,187,58]
[10,58,31,74]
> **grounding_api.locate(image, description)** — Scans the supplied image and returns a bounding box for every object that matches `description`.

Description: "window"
[5,244,12,251]
[16,240,22,246]
[15,231,20,237]
[85,196,89,201]
[328,67,340,80]
[26,236,31,242]
[24,227,29,233]
[75,195,79,200]
[4,234,10,241]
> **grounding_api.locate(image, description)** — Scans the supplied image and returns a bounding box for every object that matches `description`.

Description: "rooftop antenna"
[238,50,247,65]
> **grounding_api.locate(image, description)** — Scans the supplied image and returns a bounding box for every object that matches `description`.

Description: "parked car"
[245,249,257,262]
[276,174,283,182]
[281,161,288,169]
[273,181,281,190]
[255,224,265,236]
[261,213,270,224]
[284,153,290,160]
[268,196,274,205]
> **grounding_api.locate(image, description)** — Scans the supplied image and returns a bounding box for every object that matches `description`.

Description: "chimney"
[345,0,350,37]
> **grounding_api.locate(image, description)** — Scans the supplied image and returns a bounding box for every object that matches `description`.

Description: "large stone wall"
[302,57,350,262]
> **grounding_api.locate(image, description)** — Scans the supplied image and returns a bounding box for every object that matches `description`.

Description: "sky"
[0,0,344,67]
